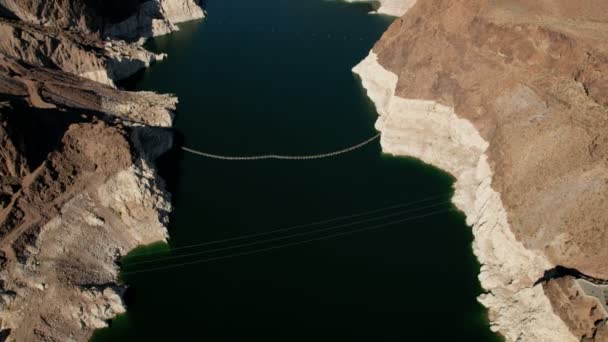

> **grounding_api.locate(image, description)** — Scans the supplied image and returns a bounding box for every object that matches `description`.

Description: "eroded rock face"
[0,0,204,86]
[0,56,175,339]
[355,0,608,340]
[0,0,204,41]
[103,0,205,41]
[354,52,579,341]
[0,18,165,87]
[0,0,203,339]
[0,55,176,126]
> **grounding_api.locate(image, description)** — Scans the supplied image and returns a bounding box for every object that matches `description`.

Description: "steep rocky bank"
[0,56,175,342]
[0,0,205,41]
[354,0,608,340]
[0,0,203,340]
[0,18,165,87]
[0,0,205,86]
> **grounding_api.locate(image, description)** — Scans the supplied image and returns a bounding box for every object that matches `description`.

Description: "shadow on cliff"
[116,69,184,206]
[0,96,90,171]
[0,328,10,342]
[116,67,148,91]
[85,0,155,41]
[535,265,608,285]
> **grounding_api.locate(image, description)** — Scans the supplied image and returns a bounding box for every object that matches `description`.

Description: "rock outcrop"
[0,0,204,340]
[103,0,205,41]
[345,0,416,17]
[0,0,205,40]
[0,18,165,87]
[0,0,204,86]
[354,0,608,340]
[0,54,175,341]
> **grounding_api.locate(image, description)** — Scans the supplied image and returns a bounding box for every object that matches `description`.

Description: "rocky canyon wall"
[0,0,204,340]
[354,0,608,340]
[0,0,204,86]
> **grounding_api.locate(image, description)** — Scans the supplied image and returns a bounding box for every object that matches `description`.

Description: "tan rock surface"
[0,0,205,41]
[0,0,199,336]
[0,0,205,87]
[0,0,205,339]
[354,52,579,341]
[373,0,608,281]
[0,19,164,86]
[355,0,608,339]
[0,55,176,126]
[544,277,608,341]
[345,0,417,17]
[0,56,176,338]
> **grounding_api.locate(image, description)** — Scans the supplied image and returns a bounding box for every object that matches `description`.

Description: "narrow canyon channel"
[93,0,501,340]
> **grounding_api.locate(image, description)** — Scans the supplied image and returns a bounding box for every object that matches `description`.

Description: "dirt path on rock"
[18,78,57,109]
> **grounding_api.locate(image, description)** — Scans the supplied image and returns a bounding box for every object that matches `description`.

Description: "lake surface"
[93,0,500,340]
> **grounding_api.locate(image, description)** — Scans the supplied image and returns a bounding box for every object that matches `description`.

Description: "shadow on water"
[116,67,147,91]
[93,0,502,341]
[155,130,185,201]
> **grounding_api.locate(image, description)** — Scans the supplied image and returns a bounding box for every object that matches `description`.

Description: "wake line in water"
[180,133,381,160]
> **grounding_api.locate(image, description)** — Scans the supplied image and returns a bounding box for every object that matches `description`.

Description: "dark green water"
[93,0,500,341]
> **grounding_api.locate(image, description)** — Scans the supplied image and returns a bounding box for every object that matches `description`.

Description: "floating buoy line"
[181,133,381,160]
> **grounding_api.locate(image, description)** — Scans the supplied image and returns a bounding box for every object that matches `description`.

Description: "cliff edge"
[354,0,608,340]
[0,0,204,340]
[0,0,205,86]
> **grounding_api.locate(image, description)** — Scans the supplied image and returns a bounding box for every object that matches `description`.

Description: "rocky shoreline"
[354,51,578,341]
[0,0,204,340]
[354,1,608,340]
[344,0,415,17]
